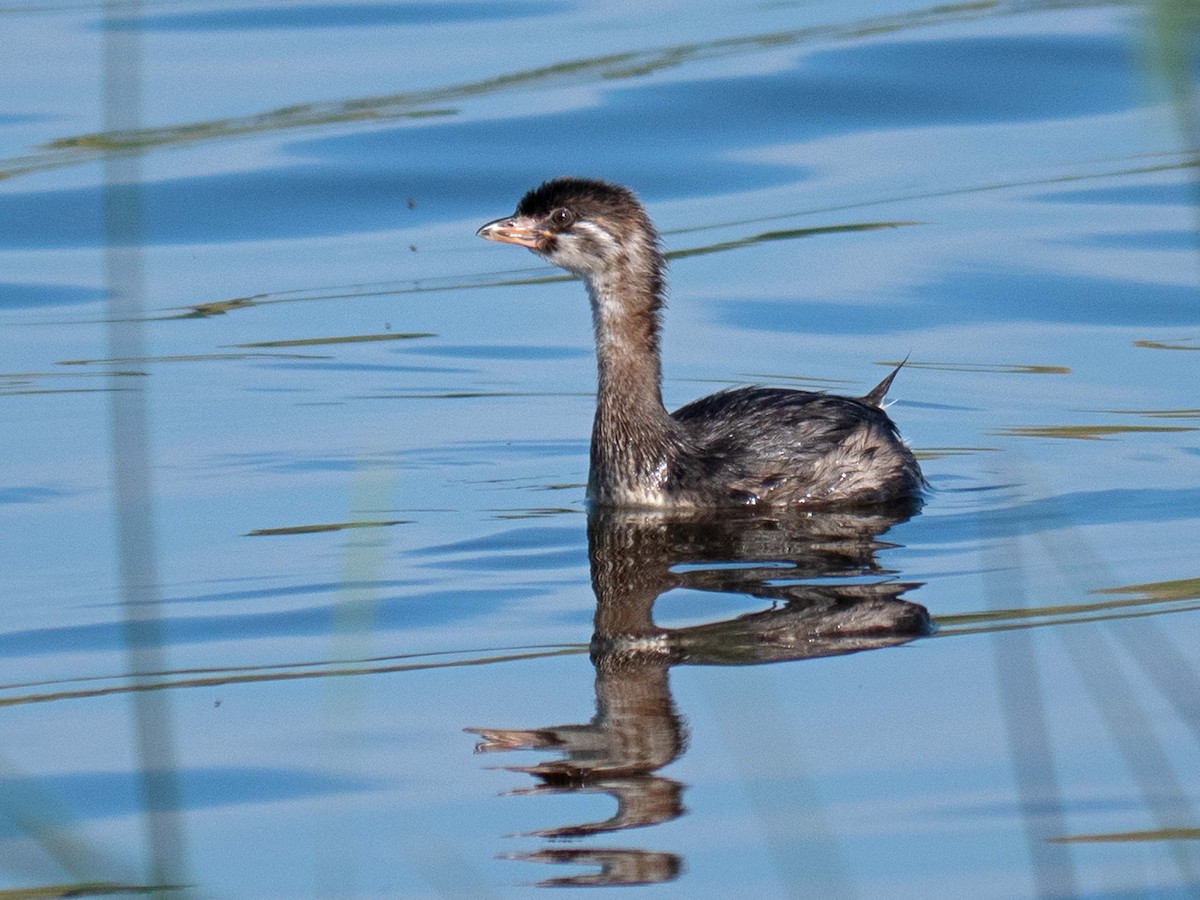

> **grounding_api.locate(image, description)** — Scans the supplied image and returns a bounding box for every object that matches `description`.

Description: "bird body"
[478,178,923,509]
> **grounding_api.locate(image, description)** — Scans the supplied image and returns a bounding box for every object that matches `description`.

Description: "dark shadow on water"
[468,504,929,887]
[0,282,106,309]
[721,267,1200,335]
[98,1,566,32]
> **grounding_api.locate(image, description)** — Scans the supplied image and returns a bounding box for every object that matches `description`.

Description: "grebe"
[477,177,923,509]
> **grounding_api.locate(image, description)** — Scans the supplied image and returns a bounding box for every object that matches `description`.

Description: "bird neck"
[583,250,678,503]
[587,266,665,412]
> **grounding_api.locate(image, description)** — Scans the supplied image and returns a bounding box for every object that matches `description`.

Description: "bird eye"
[550,207,574,229]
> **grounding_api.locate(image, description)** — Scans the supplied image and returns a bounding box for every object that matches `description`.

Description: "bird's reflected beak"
[476,216,545,249]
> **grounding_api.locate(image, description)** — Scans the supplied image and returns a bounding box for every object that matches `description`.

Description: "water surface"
[2,0,1199,897]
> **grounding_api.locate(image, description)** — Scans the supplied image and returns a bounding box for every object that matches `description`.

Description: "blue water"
[2,0,1199,897]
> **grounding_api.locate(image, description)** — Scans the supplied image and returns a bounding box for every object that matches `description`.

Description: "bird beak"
[476,216,545,249]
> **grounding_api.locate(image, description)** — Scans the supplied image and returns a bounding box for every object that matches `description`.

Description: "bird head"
[477,177,659,280]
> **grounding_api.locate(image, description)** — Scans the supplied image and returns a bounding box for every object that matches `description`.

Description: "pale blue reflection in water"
[1,0,1199,897]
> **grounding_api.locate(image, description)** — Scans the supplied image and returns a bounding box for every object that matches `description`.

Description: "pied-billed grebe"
[477,177,923,509]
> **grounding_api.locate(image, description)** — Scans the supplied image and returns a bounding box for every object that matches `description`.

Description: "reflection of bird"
[586,507,932,663]
[478,177,924,509]
[467,506,930,887]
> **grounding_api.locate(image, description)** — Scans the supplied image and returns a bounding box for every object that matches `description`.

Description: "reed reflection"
[469,504,930,887]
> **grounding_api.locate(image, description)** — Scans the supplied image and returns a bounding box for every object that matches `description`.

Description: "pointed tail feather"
[862,357,910,407]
